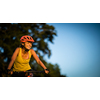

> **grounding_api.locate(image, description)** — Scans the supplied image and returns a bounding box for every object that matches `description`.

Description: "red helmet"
[20,35,35,43]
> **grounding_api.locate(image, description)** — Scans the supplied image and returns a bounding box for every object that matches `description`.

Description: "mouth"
[28,47,31,48]
[26,46,31,49]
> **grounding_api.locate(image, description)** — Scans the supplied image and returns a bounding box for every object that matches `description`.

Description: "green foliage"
[0,23,66,77]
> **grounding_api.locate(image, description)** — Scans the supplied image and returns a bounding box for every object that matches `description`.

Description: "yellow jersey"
[13,48,31,72]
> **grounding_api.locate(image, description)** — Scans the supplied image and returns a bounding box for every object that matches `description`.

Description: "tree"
[0,23,66,77]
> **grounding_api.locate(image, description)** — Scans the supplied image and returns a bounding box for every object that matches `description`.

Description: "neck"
[22,48,29,54]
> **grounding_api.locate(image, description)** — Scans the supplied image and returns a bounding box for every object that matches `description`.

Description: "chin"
[26,47,31,49]
[25,47,30,51]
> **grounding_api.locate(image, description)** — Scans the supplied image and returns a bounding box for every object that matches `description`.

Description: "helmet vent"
[30,37,32,40]
[24,37,26,39]
[27,37,29,39]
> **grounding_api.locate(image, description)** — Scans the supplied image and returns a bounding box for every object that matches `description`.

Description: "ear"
[22,42,24,46]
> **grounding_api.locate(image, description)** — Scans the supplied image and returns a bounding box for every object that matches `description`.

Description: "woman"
[7,35,49,77]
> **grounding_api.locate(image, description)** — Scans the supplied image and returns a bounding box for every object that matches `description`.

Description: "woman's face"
[24,41,32,50]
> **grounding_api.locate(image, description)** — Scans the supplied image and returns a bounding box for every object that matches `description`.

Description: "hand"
[44,69,49,74]
[8,70,13,75]
[29,73,33,77]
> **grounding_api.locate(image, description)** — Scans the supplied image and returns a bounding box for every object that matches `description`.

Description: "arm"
[7,48,19,70]
[31,49,49,74]
[30,49,47,70]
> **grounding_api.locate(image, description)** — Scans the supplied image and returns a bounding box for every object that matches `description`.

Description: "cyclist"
[7,35,49,77]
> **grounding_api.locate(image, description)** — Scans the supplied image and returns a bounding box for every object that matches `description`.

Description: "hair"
[19,42,24,48]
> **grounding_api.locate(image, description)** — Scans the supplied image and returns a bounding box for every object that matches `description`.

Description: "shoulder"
[30,49,35,53]
[30,49,39,59]
[15,47,20,52]
[11,47,20,59]
[14,47,20,55]
[30,49,36,55]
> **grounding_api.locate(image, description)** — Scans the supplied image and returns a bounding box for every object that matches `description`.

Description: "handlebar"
[15,70,46,73]
[8,69,50,73]
[7,69,50,77]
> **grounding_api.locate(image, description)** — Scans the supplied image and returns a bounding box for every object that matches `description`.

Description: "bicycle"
[8,69,50,77]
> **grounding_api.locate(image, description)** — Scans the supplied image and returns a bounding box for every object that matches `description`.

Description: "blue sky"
[44,23,100,77]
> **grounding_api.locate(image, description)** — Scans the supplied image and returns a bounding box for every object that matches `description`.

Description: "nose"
[29,43,32,46]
